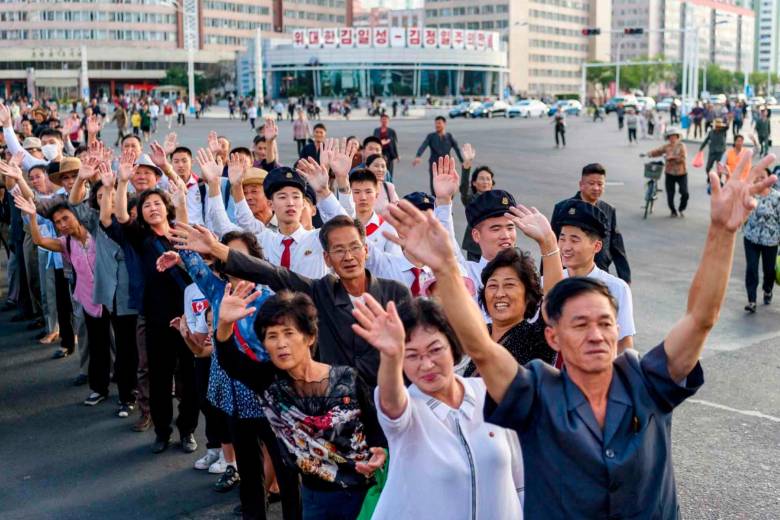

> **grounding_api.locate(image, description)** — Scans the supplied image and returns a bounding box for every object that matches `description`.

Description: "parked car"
[656,97,680,112]
[506,99,548,118]
[636,97,656,110]
[705,93,727,105]
[449,101,482,118]
[548,100,582,117]
[765,96,778,106]
[748,96,765,107]
[472,100,509,118]
[604,95,638,113]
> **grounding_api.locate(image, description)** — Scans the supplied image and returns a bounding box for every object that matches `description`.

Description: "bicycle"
[639,154,664,219]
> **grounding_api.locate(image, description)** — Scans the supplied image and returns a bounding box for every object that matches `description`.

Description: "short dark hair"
[88,180,105,210]
[544,277,618,324]
[121,134,142,147]
[362,136,382,148]
[252,135,267,144]
[318,215,365,251]
[479,248,543,320]
[254,291,319,350]
[136,188,175,231]
[397,298,463,364]
[380,113,389,119]
[349,167,378,186]
[733,134,744,142]
[221,230,263,259]
[46,202,75,221]
[38,129,63,142]
[171,146,192,158]
[230,147,252,158]
[74,144,88,157]
[27,164,47,176]
[365,154,385,168]
[435,116,447,123]
[582,163,606,176]
[313,123,327,132]
[470,166,495,190]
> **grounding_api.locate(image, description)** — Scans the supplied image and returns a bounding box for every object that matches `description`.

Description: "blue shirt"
[485,343,703,519]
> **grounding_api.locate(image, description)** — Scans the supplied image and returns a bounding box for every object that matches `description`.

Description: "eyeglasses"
[328,244,364,260]
[404,345,447,364]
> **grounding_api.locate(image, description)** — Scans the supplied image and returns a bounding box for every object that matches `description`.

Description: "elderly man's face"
[132,166,158,192]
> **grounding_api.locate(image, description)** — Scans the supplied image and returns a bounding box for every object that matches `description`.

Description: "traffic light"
[581,28,601,36]
[624,27,644,35]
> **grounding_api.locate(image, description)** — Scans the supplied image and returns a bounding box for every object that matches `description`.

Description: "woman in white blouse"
[352,295,523,520]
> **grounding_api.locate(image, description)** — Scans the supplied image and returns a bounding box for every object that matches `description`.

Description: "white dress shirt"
[363,212,402,255]
[562,265,636,340]
[372,376,524,520]
[206,189,347,279]
[184,173,204,226]
[365,249,433,290]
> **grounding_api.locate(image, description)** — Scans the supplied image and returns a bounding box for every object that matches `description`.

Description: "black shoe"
[764,292,773,305]
[152,436,171,454]
[214,465,240,492]
[26,319,44,330]
[52,348,70,359]
[744,302,757,313]
[268,492,281,504]
[72,374,88,386]
[180,433,198,453]
[670,211,678,218]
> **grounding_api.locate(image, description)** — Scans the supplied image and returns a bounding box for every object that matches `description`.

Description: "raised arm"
[115,149,136,224]
[664,152,777,381]
[383,201,519,403]
[14,194,63,252]
[0,158,35,201]
[504,205,562,294]
[351,295,407,420]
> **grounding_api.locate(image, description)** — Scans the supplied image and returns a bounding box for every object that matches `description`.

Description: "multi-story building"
[611,0,754,74]
[354,7,425,27]
[0,0,348,99]
[423,0,612,97]
[753,0,779,74]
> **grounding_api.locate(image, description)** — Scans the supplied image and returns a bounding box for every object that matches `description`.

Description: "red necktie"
[410,267,422,297]
[365,215,383,236]
[280,237,294,269]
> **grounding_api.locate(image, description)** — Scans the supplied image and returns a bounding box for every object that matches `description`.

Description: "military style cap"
[263,166,307,199]
[402,191,434,212]
[304,184,317,206]
[466,189,516,228]
[557,199,607,238]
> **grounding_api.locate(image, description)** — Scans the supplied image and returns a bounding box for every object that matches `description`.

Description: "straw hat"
[22,137,42,150]
[242,167,268,187]
[49,157,81,186]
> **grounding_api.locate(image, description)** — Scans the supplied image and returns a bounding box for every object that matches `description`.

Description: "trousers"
[231,417,302,520]
[146,321,199,440]
[665,174,689,213]
[194,357,230,449]
[37,253,58,334]
[53,268,75,352]
[744,238,778,303]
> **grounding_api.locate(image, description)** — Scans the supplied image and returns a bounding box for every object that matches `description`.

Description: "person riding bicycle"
[647,127,688,218]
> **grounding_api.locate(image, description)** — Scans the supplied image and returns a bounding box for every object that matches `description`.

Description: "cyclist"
[646,127,688,218]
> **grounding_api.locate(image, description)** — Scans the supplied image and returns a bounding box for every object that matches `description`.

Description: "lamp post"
[164,0,198,111]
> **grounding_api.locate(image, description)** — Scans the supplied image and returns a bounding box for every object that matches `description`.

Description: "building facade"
[423,0,612,97]
[753,0,779,74]
[0,0,347,99]
[611,0,754,74]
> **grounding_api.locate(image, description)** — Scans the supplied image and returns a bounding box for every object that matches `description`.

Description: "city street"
[1,112,778,519]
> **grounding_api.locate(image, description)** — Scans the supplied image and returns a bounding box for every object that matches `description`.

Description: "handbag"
[775,255,780,285]
[691,150,705,168]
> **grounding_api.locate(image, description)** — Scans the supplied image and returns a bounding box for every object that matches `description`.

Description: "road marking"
[687,399,780,423]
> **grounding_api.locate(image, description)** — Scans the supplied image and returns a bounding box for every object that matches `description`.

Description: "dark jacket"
[551,192,631,283]
[415,131,464,164]
[299,141,320,163]
[224,249,412,387]
[372,126,399,161]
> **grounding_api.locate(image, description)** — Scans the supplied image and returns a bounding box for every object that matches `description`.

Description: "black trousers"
[295,139,307,156]
[744,238,778,303]
[54,268,74,352]
[83,311,112,396]
[628,128,637,142]
[231,417,302,520]
[705,150,724,176]
[146,321,199,440]
[555,127,566,146]
[109,311,138,404]
[194,357,230,449]
[385,156,395,182]
[665,174,689,212]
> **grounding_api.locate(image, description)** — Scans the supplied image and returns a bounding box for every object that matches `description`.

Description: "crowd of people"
[0,92,778,520]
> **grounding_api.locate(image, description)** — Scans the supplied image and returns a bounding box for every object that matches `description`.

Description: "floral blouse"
[743,189,780,247]
[215,335,384,491]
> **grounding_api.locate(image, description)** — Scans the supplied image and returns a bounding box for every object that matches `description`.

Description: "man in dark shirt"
[299,122,327,163]
[413,116,464,193]
[373,113,399,181]
[551,163,631,283]
[172,216,412,387]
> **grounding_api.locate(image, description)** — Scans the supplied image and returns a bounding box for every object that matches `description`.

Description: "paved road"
[1,112,778,519]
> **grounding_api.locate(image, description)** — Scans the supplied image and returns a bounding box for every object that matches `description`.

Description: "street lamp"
[163,0,197,112]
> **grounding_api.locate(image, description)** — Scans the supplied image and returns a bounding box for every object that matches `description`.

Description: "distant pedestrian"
[176,98,186,126]
[553,112,566,148]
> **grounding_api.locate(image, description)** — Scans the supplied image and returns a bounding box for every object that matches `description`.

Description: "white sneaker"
[194,448,221,470]
[209,455,228,474]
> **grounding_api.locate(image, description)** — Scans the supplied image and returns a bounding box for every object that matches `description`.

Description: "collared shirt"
[743,188,780,246]
[363,212,402,254]
[373,376,523,520]
[184,173,204,226]
[364,249,434,289]
[648,141,687,176]
[562,265,635,340]
[58,233,101,318]
[223,249,411,387]
[206,189,346,279]
[485,344,703,519]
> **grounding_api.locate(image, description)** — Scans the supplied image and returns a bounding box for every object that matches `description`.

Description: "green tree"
[749,72,779,95]
[163,66,210,95]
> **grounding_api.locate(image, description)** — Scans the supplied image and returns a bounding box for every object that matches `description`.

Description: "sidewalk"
[195,106,433,121]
